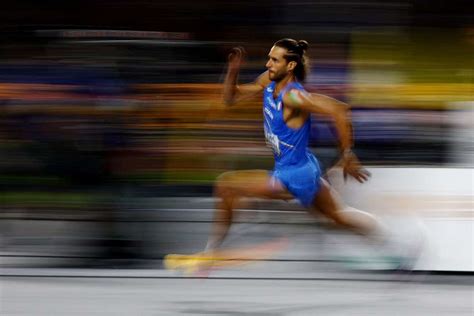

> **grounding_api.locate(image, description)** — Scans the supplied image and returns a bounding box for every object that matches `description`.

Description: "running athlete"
[205,39,385,251]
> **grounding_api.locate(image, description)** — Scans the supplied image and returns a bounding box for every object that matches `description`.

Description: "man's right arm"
[223,47,269,106]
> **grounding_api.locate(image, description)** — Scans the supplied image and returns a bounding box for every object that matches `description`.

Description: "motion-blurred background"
[0,0,472,270]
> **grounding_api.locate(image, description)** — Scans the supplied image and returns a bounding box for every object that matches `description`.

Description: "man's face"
[266,46,290,82]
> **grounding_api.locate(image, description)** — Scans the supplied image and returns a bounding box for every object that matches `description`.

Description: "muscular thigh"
[216,170,292,200]
[311,178,344,216]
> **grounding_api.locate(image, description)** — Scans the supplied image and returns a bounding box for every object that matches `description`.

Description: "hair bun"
[297,40,309,52]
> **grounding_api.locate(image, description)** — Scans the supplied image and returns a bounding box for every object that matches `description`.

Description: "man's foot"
[164,253,215,274]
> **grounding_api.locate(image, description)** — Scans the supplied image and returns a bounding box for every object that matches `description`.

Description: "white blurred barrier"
[327,167,473,271]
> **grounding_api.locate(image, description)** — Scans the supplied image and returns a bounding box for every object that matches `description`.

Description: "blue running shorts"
[270,153,322,207]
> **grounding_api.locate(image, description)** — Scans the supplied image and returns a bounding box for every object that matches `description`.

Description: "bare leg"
[206,170,291,251]
[312,178,387,241]
[312,178,426,270]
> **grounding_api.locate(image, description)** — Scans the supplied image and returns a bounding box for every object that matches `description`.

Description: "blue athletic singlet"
[263,81,321,207]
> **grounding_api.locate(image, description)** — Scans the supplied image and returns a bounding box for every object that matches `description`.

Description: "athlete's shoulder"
[281,81,305,94]
[282,83,311,108]
[290,81,305,91]
[255,71,271,88]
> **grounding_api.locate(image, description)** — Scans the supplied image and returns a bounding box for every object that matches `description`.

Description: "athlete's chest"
[263,91,283,124]
[264,82,309,127]
[264,92,304,128]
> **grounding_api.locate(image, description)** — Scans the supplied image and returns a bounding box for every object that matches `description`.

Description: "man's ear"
[287,61,297,71]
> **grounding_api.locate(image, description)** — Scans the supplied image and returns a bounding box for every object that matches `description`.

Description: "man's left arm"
[283,90,370,183]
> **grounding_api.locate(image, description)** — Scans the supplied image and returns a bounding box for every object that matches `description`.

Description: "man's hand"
[228,46,246,73]
[338,151,371,183]
[223,47,265,106]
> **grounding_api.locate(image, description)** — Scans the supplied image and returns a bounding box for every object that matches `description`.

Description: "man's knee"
[215,171,236,183]
[329,212,350,227]
[214,171,239,198]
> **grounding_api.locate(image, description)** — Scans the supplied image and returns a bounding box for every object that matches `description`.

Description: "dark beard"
[271,71,286,82]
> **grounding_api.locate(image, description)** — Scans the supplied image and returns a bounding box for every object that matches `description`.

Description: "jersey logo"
[277,101,282,111]
[264,107,273,120]
[266,96,276,109]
